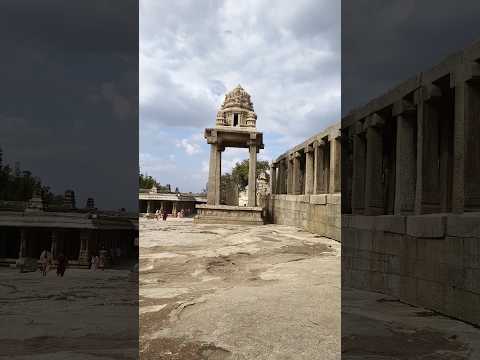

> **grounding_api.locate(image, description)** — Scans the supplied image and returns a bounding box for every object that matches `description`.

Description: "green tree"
[231,159,270,191]
[139,172,171,192]
[139,172,158,189]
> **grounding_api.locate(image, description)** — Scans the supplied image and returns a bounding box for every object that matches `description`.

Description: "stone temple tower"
[195,85,265,225]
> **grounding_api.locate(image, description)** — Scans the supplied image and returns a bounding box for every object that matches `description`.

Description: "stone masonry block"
[375,215,406,234]
[406,214,446,238]
[447,213,480,237]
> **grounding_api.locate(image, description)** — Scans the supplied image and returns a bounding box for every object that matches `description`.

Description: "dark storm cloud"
[342,0,480,115]
[0,0,138,211]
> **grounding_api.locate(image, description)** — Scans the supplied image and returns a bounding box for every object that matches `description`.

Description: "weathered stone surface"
[140,218,340,359]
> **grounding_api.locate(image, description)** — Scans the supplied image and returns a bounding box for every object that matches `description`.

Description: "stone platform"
[194,204,264,225]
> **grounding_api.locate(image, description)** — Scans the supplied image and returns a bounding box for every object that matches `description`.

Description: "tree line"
[0,147,63,204]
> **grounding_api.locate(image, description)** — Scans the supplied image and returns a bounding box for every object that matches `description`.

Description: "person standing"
[39,249,48,276]
[56,253,67,277]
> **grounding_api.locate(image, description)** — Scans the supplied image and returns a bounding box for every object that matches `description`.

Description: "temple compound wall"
[268,123,341,241]
[342,40,480,325]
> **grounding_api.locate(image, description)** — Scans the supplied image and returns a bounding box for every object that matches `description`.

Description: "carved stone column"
[19,228,27,258]
[207,143,218,205]
[287,155,294,194]
[79,230,91,265]
[313,141,320,194]
[215,145,224,205]
[293,151,302,195]
[452,62,480,213]
[305,144,314,195]
[50,230,58,259]
[364,114,385,215]
[352,122,367,214]
[270,163,277,195]
[146,201,151,214]
[414,84,442,214]
[248,140,257,206]
[329,132,341,193]
[393,100,416,214]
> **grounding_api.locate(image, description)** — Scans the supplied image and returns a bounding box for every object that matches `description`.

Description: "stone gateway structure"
[342,40,480,326]
[268,123,341,241]
[195,85,265,225]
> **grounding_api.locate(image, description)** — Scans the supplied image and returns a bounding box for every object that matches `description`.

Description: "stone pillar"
[352,123,366,214]
[452,62,480,213]
[207,143,218,205]
[248,140,257,206]
[277,161,284,194]
[414,84,442,214]
[146,201,151,214]
[215,146,223,205]
[393,100,416,214]
[305,145,314,195]
[18,228,27,258]
[329,133,341,193]
[79,230,91,265]
[292,152,302,194]
[364,114,385,215]
[286,155,293,194]
[160,201,164,212]
[172,201,177,216]
[270,163,277,195]
[50,230,58,259]
[313,141,320,194]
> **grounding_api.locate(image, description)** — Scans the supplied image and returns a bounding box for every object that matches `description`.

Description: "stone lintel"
[450,61,480,87]
[365,113,385,129]
[414,83,442,104]
[392,99,416,117]
[354,120,365,135]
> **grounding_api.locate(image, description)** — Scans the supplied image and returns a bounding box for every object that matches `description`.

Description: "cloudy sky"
[0,0,138,211]
[342,0,480,115]
[140,0,340,193]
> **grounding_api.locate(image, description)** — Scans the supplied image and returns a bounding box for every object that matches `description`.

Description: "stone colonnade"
[343,59,480,216]
[1,227,136,266]
[270,129,341,197]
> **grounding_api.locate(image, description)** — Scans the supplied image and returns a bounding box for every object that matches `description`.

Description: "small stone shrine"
[195,85,265,225]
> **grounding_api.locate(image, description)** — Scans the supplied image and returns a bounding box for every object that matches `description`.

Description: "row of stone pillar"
[271,133,341,196]
[145,200,181,214]
[18,228,92,264]
[350,62,480,215]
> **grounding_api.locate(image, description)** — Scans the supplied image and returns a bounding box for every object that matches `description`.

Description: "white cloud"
[140,0,340,191]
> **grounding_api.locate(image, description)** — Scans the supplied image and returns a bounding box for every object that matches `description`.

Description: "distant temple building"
[0,192,138,270]
[138,185,207,216]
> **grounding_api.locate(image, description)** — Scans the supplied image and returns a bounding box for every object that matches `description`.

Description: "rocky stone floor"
[342,288,480,359]
[140,217,341,360]
[0,266,138,359]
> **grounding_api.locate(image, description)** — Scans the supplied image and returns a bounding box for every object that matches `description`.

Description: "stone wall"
[268,123,341,241]
[342,213,480,325]
[342,40,480,326]
[270,194,340,241]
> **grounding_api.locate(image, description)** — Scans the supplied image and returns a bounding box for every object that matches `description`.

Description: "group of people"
[90,253,105,271]
[39,249,68,277]
[153,208,188,220]
[154,209,169,221]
